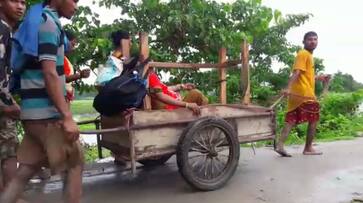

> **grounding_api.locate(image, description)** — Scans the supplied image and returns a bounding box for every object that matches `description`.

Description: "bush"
[320,91,363,117]
[83,144,111,163]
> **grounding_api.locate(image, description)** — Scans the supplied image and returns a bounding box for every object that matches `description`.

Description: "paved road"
[24,138,363,203]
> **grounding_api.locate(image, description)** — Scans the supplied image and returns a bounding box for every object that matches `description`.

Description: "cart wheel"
[138,154,173,167]
[177,117,240,191]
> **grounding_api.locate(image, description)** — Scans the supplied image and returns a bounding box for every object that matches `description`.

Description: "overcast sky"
[77,0,363,82]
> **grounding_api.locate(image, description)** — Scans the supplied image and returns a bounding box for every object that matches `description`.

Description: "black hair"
[65,30,76,41]
[303,31,318,41]
[43,0,50,6]
[110,30,130,48]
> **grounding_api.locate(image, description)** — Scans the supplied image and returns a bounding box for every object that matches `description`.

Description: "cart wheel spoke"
[215,156,227,169]
[215,146,230,153]
[192,138,209,151]
[212,158,223,176]
[197,156,207,174]
[203,157,210,178]
[212,129,223,144]
[190,155,205,168]
[207,127,217,146]
[210,158,216,179]
[218,154,230,159]
[189,154,207,160]
[214,134,226,148]
[213,158,225,177]
[177,117,240,190]
[208,128,215,146]
[190,147,207,153]
[199,132,209,150]
[209,128,221,146]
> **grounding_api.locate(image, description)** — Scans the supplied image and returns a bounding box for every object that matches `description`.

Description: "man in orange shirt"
[275,31,330,157]
[64,30,90,102]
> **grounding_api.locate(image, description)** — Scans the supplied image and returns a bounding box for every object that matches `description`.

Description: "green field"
[71,100,97,115]
[71,100,98,131]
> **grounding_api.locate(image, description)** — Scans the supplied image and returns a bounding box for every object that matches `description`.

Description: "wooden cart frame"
[80,33,276,191]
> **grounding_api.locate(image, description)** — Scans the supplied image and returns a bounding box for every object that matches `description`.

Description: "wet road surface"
[24,138,363,203]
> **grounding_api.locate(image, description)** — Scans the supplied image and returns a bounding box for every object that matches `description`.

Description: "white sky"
[76,0,363,83]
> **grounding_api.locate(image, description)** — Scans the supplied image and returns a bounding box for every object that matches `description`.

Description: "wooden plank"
[219,48,227,104]
[149,61,239,69]
[139,32,152,110]
[132,105,272,126]
[241,40,251,105]
[235,116,273,138]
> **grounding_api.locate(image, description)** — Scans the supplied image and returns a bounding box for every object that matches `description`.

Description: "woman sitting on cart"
[95,30,130,87]
[148,70,208,115]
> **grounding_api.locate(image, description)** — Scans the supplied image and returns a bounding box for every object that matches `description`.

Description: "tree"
[329,71,363,92]
[26,0,331,103]
[96,0,315,103]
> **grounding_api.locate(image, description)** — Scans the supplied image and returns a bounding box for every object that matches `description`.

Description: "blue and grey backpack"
[93,56,150,116]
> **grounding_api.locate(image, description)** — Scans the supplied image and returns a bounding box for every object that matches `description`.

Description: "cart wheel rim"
[187,124,234,182]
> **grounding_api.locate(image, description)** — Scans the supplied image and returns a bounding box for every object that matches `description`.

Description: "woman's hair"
[110,30,130,48]
[43,0,50,5]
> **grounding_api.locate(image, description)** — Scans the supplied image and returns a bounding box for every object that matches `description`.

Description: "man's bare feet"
[275,148,292,157]
[303,149,323,155]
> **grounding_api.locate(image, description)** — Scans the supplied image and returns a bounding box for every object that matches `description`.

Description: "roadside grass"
[71,100,97,115]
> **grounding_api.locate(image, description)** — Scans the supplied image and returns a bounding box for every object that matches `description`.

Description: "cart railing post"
[129,131,137,176]
[219,48,227,104]
[241,40,251,105]
[140,32,152,110]
[95,121,103,159]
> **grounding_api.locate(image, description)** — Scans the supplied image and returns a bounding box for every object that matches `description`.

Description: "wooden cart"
[79,34,276,191]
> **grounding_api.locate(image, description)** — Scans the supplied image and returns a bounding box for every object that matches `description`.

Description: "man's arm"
[66,69,91,83]
[285,70,301,91]
[0,89,20,119]
[0,103,20,119]
[42,60,71,118]
[65,73,81,83]
[42,60,79,141]
[281,70,301,97]
[315,74,331,82]
[283,70,316,100]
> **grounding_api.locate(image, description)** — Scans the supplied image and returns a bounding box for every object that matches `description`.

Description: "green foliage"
[83,144,111,163]
[49,0,312,97]
[316,90,363,139]
[329,71,363,93]
[320,90,363,116]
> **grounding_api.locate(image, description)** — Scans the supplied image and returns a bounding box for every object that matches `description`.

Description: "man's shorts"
[0,138,18,162]
[17,120,84,175]
[285,101,320,125]
[0,118,18,161]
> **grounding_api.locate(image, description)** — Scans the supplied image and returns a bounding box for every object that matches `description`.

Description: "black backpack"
[93,56,150,116]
